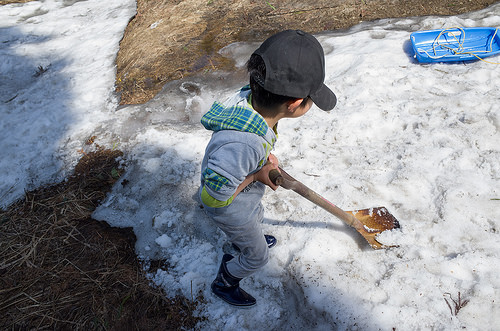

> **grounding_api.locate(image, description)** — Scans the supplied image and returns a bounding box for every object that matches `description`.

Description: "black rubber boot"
[211,254,256,307]
[232,234,277,252]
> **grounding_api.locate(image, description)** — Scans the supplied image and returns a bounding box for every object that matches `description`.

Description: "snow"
[1,0,499,329]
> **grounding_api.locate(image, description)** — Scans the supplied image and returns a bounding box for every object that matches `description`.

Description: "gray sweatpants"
[200,181,269,279]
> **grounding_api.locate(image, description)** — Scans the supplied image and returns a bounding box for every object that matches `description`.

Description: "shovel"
[269,168,400,249]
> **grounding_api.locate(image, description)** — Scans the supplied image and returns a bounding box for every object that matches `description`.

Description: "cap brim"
[310,83,337,111]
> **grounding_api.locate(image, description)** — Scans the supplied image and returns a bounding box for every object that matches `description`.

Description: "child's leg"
[208,182,270,278]
[224,210,269,279]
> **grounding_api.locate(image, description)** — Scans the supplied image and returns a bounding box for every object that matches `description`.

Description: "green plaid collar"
[201,86,268,137]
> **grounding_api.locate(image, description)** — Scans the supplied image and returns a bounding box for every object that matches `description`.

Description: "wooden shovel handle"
[268,167,397,249]
[269,168,359,227]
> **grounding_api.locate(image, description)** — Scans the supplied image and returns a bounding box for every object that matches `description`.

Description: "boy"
[199,30,336,307]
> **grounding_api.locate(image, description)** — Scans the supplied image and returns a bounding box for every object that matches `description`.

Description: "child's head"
[247,30,336,113]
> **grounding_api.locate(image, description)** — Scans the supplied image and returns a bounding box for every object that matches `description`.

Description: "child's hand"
[267,153,279,168]
[254,154,280,190]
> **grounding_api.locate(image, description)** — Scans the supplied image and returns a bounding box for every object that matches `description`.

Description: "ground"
[0,0,498,329]
[114,0,498,104]
[0,149,203,329]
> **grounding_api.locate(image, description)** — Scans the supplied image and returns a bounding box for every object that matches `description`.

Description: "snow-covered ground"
[1,1,499,329]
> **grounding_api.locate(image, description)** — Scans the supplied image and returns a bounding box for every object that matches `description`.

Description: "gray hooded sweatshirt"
[199,85,277,208]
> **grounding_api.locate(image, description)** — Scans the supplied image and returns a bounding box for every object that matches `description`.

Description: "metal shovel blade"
[346,207,400,249]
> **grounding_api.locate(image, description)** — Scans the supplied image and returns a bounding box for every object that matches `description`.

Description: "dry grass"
[0,0,31,4]
[2,0,498,105]
[115,0,498,105]
[0,149,203,330]
[3,0,497,104]
[444,292,469,316]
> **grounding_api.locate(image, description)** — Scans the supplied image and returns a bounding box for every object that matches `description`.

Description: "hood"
[201,87,269,137]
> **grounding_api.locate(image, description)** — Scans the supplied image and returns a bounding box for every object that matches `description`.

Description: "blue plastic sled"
[410,27,500,63]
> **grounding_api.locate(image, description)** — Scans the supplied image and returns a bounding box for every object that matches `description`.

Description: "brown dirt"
[0,0,31,4]
[115,0,499,105]
[0,148,203,330]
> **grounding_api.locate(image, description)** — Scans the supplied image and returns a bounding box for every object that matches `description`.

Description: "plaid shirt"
[200,86,276,204]
[201,86,268,137]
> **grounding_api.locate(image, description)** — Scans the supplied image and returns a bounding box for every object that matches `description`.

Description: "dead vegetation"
[0,149,202,330]
[444,292,469,316]
[115,0,498,105]
[0,0,31,4]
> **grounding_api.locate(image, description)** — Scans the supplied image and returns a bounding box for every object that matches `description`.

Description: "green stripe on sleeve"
[201,186,234,208]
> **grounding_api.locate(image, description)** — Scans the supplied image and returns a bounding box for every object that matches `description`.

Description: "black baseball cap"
[252,29,337,111]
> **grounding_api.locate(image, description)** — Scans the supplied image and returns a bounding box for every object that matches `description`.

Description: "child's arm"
[232,154,280,198]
